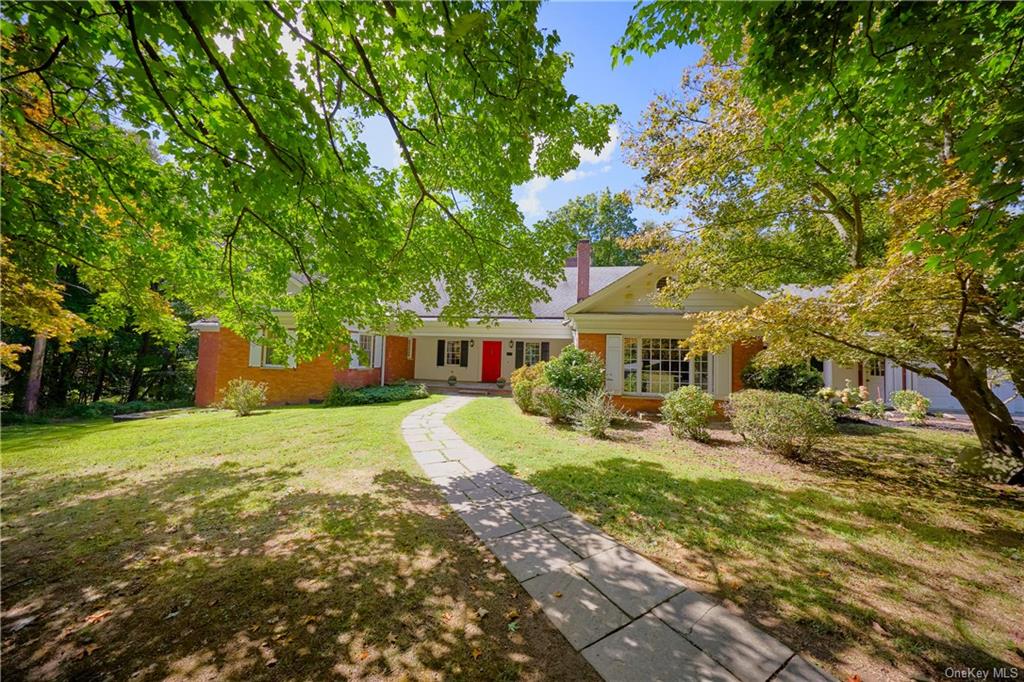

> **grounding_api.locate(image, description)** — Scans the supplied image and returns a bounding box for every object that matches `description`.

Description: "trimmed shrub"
[661,385,717,443]
[218,379,267,416]
[510,361,547,414]
[324,383,428,407]
[891,389,930,423]
[543,346,605,400]
[729,389,835,458]
[533,385,573,424]
[741,362,824,397]
[859,399,886,419]
[572,391,625,438]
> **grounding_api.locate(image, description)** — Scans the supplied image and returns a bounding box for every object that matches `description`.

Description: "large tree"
[2,1,617,377]
[539,189,646,266]
[617,1,1024,313]
[616,9,1024,481]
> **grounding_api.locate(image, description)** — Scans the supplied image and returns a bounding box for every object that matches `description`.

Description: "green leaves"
[2,1,615,358]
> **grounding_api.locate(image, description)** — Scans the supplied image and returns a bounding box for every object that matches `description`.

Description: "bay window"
[623,337,710,394]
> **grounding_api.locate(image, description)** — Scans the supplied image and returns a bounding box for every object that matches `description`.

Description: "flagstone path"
[402,396,836,682]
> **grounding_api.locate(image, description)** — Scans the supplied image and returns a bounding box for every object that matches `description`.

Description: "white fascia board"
[412,318,572,340]
[189,319,221,332]
[568,312,697,337]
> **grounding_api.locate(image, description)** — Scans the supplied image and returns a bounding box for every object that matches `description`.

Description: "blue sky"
[362,2,703,226]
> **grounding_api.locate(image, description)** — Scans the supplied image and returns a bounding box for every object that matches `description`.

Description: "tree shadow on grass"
[1,463,598,681]
[524,456,1024,679]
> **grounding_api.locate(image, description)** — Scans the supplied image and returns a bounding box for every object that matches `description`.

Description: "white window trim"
[621,336,712,397]
[522,341,542,367]
[350,332,378,369]
[250,329,296,370]
[445,339,463,366]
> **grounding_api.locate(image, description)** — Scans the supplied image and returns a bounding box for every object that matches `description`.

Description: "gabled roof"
[566,262,766,315]
[402,266,637,319]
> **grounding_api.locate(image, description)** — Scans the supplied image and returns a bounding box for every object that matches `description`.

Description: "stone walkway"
[402,397,835,682]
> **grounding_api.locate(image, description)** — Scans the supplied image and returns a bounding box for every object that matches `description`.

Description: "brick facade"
[383,336,416,384]
[730,338,765,392]
[196,328,387,407]
[578,333,606,360]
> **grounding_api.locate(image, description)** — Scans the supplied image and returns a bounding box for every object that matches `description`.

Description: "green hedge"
[323,383,429,407]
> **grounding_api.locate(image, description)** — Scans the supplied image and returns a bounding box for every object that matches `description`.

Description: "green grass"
[1,400,597,682]
[449,397,1024,680]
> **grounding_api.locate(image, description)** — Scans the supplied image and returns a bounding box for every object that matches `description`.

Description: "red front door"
[481,340,502,383]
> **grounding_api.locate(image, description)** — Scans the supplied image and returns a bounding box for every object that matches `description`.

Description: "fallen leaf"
[359,651,370,661]
[553,591,563,599]
[475,607,489,620]
[871,622,890,637]
[847,676,863,682]
[471,647,482,660]
[85,610,112,625]
[504,609,519,621]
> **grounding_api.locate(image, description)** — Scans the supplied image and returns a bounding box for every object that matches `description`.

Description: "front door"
[481,340,502,383]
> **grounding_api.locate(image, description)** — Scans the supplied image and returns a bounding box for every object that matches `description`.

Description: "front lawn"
[448,398,1024,682]
[1,401,597,681]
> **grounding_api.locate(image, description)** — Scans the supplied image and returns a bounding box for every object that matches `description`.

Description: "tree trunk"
[946,357,1024,484]
[92,342,110,402]
[125,332,151,403]
[23,334,47,415]
[48,347,79,407]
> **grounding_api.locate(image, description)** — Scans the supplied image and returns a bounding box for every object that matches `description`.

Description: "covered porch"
[409,319,572,385]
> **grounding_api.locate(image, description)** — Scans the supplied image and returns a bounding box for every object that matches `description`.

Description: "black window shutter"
[436,339,445,367]
[515,342,524,368]
[460,340,469,367]
[541,342,550,361]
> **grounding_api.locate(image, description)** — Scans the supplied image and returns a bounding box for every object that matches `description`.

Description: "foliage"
[510,361,547,414]
[537,189,647,266]
[543,346,605,400]
[741,362,823,397]
[0,399,191,425]
[859,399,887,420]
[2,2,617,371]
[323,383,428,407]
[532,385,573,424]
[616,2,1024,313]
[661,385,716,443]
[571,391,624,438]
[729,389,835,458]
[891,390,931,424]
[217,379,267,417]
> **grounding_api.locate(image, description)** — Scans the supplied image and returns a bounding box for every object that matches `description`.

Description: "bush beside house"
[730,389,835,458]
[219,379,268,417]
[323,383,428,407]
[742,362,823,397]
[661,385,716,443]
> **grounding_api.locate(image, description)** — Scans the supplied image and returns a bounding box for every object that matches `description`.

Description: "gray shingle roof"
[404,266,637,319]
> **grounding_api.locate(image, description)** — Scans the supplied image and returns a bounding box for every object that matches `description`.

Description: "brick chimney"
[576,239,591,302]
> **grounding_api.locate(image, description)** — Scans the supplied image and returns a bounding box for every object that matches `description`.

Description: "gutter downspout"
[379,335,387,386]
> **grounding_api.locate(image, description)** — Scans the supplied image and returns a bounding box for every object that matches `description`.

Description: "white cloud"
[575,123,620,165]
[560,168,592,183]
[516,176,551,217]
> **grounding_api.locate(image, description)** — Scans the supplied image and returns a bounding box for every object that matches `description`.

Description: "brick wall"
[199,328,379,406]
[730,338,764,392]
[577,333,606,360]
[384,335,416,383]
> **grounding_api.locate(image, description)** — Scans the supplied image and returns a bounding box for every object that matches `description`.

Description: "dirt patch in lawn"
[1,463,598,681]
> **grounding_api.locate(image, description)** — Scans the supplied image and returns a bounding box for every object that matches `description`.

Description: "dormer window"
[656,276,670,290]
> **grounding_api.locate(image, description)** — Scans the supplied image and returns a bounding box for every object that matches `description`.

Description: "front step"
[424,385,511,397]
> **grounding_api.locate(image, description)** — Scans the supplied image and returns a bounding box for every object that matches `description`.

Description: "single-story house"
[191,241,1024,415]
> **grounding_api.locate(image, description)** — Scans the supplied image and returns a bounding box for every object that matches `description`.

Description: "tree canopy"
[2,1,617,366]
[616,1,1024,313]
[615,1,1024,478]
[538,189,646,266]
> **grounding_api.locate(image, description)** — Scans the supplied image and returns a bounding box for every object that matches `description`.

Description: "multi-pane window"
[523,342,542,367]
[261,342,286,368]
[867,358,884,376]
[446,340,463,366]
[623,337,709,394]
[355,334,374,368]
